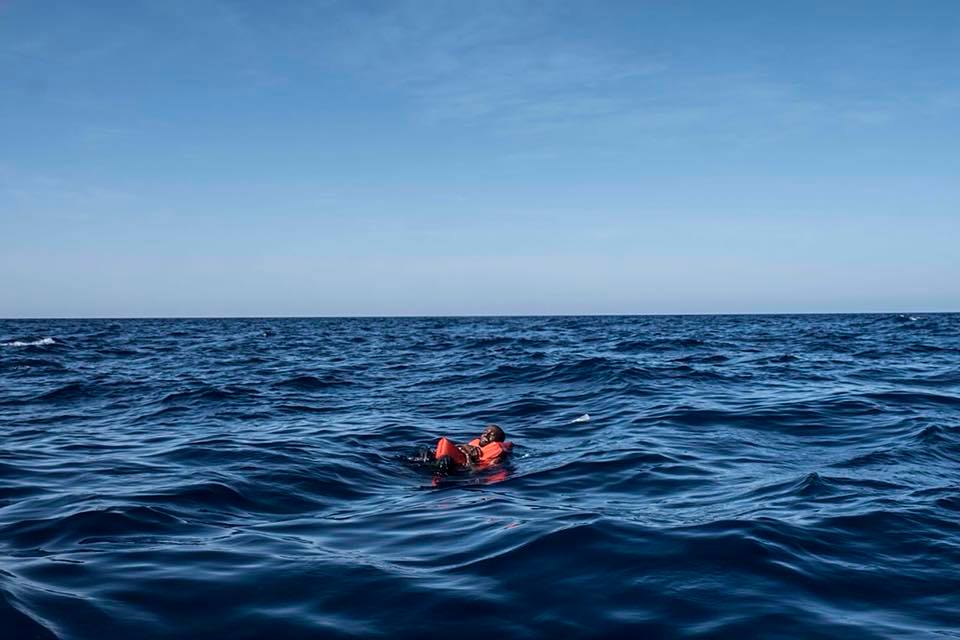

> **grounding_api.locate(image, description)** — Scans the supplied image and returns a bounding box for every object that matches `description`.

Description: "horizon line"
[2,309,957,321]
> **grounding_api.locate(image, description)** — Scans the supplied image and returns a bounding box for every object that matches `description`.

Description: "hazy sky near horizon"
[2,0,958,317]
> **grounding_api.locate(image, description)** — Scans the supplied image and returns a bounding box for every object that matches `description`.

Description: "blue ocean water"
[1,314,959,639]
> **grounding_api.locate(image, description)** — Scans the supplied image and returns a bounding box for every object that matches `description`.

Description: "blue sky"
[1,0,958,317]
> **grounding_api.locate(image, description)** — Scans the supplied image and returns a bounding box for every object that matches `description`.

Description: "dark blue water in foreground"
[2,315,959,639]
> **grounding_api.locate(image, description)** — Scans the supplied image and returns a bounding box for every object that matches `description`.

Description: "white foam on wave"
[2,337,56,347]
[570,413,591,424]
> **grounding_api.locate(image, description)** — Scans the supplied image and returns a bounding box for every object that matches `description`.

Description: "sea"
[1,314,959,639]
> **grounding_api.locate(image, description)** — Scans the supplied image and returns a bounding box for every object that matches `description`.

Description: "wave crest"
[1,337,56,347]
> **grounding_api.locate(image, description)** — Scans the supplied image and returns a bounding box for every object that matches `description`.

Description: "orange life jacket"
[434,437,512,468]
[467,438,512,463]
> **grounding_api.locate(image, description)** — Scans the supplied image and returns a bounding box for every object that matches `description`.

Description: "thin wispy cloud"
[254,1,956,145]
[305,2,669,128]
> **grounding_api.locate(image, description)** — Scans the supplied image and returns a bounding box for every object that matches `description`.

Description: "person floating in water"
[434,424,511,473]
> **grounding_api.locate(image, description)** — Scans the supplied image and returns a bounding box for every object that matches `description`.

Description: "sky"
[1,0,958,317]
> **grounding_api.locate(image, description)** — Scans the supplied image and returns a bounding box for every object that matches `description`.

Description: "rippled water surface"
[2,315,959,639]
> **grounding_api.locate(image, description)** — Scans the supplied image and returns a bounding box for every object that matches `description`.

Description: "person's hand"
[458,444,481,463]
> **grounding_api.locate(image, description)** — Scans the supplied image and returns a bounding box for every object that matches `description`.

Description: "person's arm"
[457,444,482,463]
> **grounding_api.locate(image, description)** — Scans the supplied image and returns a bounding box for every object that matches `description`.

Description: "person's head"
[479,424,505,445]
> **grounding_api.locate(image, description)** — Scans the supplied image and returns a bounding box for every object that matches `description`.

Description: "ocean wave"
[613,336,707,352]
[1,337,56,347]
[672,353,730,364]
[864,390,960,408]
[271,373,353,390]
[0,381,94,406]
[749,353,800,364]
[159,385,259,405]
[4,357,69,372]
[0,505,189,549]
[0,589,57,640]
